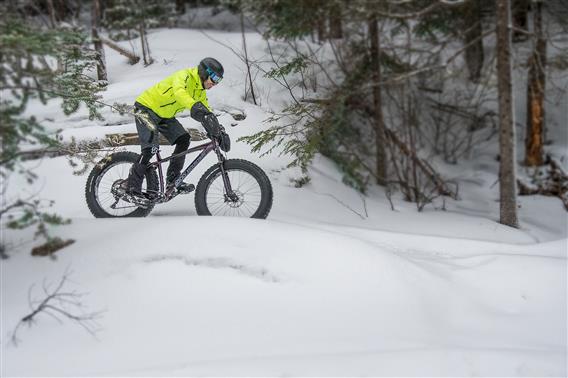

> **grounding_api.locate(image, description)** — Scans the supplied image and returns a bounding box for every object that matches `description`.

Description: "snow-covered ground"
[1,28,567,376]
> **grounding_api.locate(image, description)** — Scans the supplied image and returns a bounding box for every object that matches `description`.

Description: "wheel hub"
[111,179,127,199]
[226,190,244,208]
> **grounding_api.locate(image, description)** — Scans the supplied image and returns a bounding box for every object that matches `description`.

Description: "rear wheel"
[195,159,272,219]
[85,152,159,218]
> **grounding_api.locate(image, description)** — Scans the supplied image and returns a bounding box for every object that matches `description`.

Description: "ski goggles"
[205,66,223,84]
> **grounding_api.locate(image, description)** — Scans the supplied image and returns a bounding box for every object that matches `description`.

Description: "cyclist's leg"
[127,147,153,195]
[157,118,191,186]
[166,134,190,185]
[127,104,160,195]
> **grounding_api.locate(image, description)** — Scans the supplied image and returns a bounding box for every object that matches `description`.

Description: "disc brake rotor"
[226,190,244,208]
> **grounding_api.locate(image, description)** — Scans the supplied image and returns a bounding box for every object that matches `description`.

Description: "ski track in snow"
[143,254,281,283]
[90,345,565,377]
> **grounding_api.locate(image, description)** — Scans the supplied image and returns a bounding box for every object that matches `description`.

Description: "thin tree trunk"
[138,1,152,66]
[45,0,65,72]
[316,15,326,44]
[369,15,387,185]
[241,10,257,105]
[91,0,107,82]
[53,0,71,22]
[46,0,57,27]
[139,24,153,66]
[463,0,484,83]
[142,16,153,66]
[140,25,148,65]
[176,0,185,14]
[73,0,82,21]
[328,3,343,39]
[525,0,547,166]
[143,31,153,65]
[512,0,529,42]
[496,0,519,228]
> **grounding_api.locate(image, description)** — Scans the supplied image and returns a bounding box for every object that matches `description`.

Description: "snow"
[1,28,567,377]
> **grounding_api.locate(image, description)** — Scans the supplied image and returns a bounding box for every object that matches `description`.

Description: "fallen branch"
[11,269,103,346]
[31,237,75,257]
[518,156,568,211]
[384,128,458,199]
[100,35,140,64]
[19,128,208,161]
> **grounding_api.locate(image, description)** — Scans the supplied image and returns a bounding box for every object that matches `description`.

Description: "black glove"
[217,131,230,152]
[189,102,221,139]
[190,102,210,122]
[202,113,221,139]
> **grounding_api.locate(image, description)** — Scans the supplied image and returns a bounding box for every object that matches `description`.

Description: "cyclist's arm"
[172,71,212,122]
[172,71,199,111]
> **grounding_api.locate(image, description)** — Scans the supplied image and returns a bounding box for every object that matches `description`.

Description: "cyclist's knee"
[174,133,190,150]
[139,147,154,165]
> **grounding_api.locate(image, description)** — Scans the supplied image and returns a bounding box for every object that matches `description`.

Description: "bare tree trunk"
[512,0,529,42]
[140,25,148,65]
[47,0,57,28]
[91,0,107,82]
[241,10,257,105]
[46,0,57,27]
[143,30,153,65]
[176,0,185,14]
[496,0,519,228]
[328,3,343,39]
[316,15,326,44]
[73,0,82,21]
[100,36,140,64]
[525,0,547,166]
[369,15,387,185]
[54,0,72,21]
[45,0,65,72]
[463,0,484,83]
[138,2,153,66]
[139,24,153,66]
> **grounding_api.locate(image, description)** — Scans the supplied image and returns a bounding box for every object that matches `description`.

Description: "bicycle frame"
[146,139,234,199]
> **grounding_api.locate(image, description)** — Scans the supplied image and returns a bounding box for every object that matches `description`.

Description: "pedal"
[122,193,152,208]
[177,184,195,194]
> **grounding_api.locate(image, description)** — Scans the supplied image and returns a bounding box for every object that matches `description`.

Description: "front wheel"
[195,159,273,219]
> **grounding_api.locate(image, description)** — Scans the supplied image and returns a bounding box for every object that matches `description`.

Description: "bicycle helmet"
[198,57,224,85]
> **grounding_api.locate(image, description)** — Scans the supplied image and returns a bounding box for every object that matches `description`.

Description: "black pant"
[127,103,191,193]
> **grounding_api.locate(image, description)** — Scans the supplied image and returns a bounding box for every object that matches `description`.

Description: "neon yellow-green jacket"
[136,67,211,119]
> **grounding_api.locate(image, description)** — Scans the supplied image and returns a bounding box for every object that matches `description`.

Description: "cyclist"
[126,57,230,201]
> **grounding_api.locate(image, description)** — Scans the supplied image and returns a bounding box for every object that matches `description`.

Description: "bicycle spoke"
[204,168,263,218]
[95,161,147,217]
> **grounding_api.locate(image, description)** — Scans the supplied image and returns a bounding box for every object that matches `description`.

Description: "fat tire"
[195,159,273,219]
[85,151,159,218]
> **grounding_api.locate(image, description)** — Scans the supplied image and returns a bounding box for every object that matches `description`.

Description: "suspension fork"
[215,148,238,201]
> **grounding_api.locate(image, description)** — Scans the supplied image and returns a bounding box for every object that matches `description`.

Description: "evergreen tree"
[0,4,105,252]
[235,0,561,213]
